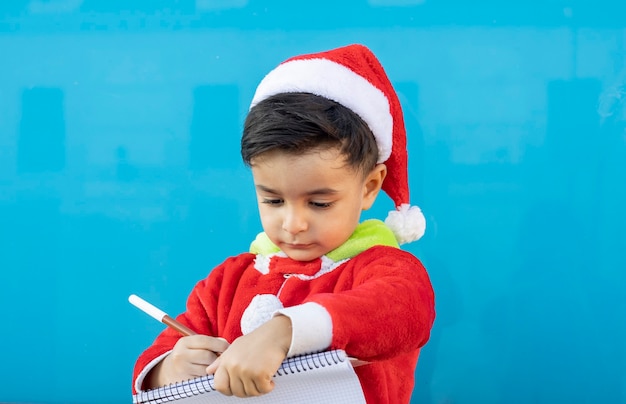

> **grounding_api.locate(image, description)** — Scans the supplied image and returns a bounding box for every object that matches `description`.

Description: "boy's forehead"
[250,146,349,166]
[250,148,361,182]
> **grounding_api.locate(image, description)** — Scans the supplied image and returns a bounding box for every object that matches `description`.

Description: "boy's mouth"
[284,242,313,249]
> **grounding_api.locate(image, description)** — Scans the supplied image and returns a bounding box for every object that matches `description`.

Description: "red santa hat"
[250,44,426,244]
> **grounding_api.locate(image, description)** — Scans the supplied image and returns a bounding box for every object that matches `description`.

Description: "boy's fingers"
[182,335,230,353]
[256,377,275,395]
[212,365,232,396]
[209,337,230,353]
[187,363,214,378]
[190,350,219,367]
[178,334,208,348]
[230,376,248,398]
[252,376,274,396]
[206,357,221,375]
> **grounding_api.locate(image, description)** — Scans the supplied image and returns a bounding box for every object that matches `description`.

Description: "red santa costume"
[132,44,435,404]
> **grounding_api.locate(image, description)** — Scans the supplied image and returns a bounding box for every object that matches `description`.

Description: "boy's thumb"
[206,357,221,375]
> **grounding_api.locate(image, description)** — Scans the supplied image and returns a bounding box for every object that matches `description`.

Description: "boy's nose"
[282,206,308,235]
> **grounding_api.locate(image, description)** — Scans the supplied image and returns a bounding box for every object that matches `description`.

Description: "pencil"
[128,294,197,336]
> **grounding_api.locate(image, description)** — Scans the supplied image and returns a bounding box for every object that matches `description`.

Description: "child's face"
[251,147,385,261]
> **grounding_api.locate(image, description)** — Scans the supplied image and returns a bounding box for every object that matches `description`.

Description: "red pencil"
[129,294,197,336]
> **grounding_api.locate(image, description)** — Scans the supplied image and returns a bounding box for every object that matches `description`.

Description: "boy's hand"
[206,315,292,397]
[145,335,230,389]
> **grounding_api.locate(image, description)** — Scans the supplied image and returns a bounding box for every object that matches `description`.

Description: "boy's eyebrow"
[255,184,339,195]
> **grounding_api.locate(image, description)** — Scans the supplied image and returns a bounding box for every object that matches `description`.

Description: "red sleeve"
[310,247,435,362]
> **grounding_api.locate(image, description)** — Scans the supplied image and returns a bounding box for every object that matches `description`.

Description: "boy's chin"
[282,247,327,262]
[283,252,320,262]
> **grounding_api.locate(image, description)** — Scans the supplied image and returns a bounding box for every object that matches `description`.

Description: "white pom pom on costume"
[384,203,426,245]
[240,294,284,335]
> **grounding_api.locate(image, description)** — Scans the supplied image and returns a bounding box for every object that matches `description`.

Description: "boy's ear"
[362,164,387,210]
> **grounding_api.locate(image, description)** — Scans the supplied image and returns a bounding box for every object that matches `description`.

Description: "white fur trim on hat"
[385,203,426,244]
[251,58,393,163]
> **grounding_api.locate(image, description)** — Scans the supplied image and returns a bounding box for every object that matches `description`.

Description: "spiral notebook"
[132,349,366,403]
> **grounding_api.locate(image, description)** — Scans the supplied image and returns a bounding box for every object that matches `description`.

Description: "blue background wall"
[1,1,625,403]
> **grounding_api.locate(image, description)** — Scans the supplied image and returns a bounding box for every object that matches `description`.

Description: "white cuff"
[274,302,332,357]
[134,350,171,393]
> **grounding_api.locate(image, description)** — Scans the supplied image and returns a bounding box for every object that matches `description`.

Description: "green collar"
[249,219,399,261]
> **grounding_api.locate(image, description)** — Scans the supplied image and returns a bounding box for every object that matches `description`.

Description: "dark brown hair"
[241,92,378,174]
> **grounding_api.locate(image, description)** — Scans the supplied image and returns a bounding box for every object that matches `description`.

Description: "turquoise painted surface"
[1,1,625,403]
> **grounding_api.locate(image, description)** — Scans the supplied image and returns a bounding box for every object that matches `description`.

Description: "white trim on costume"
[253,253,349,280]
[274,302,333,357]
[134,350,172,393]
[292,256,349,281]
[250,58,393,163]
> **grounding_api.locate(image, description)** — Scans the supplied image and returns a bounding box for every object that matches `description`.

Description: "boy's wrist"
[267,314,292,355]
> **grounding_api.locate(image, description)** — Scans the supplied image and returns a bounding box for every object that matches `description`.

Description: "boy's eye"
[262,198,283,205]
[310,201,333,209]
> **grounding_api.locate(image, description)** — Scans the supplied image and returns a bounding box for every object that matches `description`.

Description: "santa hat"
[250,44,426,244]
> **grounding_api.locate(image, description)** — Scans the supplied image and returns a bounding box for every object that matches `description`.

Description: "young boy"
[132,44,435,403]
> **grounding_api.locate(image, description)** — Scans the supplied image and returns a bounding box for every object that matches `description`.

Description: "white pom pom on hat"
[250,44,426,244]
